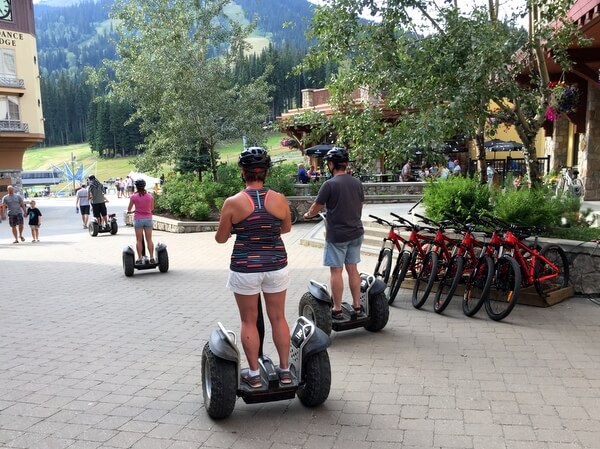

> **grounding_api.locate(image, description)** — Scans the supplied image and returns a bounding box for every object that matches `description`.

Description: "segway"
[89,213,118,237]
[202,296,331,419]
[122,229,168,276]
[299,273,389,336]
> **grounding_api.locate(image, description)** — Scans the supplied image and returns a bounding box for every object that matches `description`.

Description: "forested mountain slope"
[34,0,314,74]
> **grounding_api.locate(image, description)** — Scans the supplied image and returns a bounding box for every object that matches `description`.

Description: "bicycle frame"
[500,230,561,287]
[390,213,432,267]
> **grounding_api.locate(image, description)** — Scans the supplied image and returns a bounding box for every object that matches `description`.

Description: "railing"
[0,76,25,89]
[0,121,29,132]
[468,156,551,185]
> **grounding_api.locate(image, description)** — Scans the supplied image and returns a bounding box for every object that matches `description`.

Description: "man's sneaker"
[149,258,156,264]
[353,306,365,318]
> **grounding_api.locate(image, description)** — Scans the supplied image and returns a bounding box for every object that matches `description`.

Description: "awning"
[305,144,334,158]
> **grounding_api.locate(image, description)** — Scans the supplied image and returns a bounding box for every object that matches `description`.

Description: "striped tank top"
[230,188,288,273]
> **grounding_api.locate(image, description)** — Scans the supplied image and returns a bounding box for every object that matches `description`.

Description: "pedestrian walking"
[1,185,27,243]
[75,183,90,228]
[27,200,42,242]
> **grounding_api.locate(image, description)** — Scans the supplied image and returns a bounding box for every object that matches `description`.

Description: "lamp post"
[70,152,77,194]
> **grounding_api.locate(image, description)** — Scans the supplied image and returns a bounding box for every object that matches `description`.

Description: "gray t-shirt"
[88,181,105,204]
[77,188,90,206]
[315,173,364,243]
[2,193,24,216]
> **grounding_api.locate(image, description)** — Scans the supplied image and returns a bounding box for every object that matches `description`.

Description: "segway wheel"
[89,222,99,237]
[157,249,169,273]
[201,343,237,419]
[297,350,331,407]
[299,292,332,336]
[123,252,135,277]
[110,221,118,235]
[364,291,389,332]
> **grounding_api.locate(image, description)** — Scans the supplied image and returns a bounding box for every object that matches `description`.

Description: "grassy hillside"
[23,133,303,190]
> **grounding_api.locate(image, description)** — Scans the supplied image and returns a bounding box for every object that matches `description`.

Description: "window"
[0,95,20,125]
[0,49,16,79]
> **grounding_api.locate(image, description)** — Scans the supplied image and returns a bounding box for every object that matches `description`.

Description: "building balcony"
[0,76,25,89]
[0,120,29,132]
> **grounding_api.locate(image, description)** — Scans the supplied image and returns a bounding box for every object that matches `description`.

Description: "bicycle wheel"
[433,255,464,314]
[571,179,584,197]
[412,251,438,309]
[388,251,412,305]
[534,244,569,296]
[374,247,393,284]
[463,255,494,317]
[485,255,521,321]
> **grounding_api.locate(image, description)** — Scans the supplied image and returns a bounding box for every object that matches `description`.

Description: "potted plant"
[546,81,579,121]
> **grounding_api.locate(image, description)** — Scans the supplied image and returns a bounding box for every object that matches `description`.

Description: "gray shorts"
[9,214,24,227]
[227,267,290,295]
[133,218,153,229]
[323,236,364,267]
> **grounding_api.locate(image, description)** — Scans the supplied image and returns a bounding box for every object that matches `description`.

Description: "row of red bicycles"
[371,212,570,321]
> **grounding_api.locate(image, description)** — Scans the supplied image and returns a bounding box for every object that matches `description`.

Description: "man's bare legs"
[330,264,362,311]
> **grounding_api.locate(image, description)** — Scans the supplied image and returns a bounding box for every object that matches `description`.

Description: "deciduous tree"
[303,0,586,184]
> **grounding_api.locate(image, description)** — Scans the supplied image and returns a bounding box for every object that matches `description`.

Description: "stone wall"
[566,242,600,295]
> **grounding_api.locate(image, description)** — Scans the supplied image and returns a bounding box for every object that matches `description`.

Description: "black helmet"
[134,179,146,189]
[325,147,349,163]
[238,147,271,169]
[88,175,96,181]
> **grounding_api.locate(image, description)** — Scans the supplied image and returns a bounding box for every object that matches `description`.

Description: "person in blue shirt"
[297,163,309,184]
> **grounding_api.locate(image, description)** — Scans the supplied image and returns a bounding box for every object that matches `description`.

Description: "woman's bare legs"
[264,290,290,369]
[143,227,154,259]
[235,293,260,371]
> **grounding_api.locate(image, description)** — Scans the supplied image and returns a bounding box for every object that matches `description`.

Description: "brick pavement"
[1,197,600,448]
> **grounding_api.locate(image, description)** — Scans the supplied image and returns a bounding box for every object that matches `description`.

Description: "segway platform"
[299,274,390,336]
[202,315,331,419]
[89,213,118,237]
[329,302,372,332]
[122,243,168,276]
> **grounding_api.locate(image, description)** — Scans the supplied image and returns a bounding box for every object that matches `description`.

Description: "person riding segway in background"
[127,179,155,264]
[215,147,293,389]
[88,175,109,230]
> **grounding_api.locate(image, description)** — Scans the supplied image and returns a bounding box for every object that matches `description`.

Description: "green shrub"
[264,164,296,196]
[493,186,564,227]
[308,179,324,195]
[423,176,491,223]
[154,162,296,220]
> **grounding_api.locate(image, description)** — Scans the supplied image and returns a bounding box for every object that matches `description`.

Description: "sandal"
[332,309,344,320]
[20,236,25,242]
[277,367,293,385]
[240,369,262,389]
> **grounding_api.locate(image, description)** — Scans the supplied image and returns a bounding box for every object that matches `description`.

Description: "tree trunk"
[475,125,487,184]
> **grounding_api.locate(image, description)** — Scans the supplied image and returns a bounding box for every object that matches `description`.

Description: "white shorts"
[226,267,290,295]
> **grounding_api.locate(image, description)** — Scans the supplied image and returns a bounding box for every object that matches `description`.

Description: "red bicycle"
[482,215,569,321]
[433,219,494,315]
[411,214,458,309]
[371,214,433,305]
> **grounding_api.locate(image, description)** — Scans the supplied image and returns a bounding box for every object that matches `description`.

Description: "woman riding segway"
[127,179,155,264]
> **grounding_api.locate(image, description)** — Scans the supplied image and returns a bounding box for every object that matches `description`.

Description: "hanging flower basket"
[546,81,579,121]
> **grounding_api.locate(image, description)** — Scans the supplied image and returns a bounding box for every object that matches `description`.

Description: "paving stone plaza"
[2,196,600,449]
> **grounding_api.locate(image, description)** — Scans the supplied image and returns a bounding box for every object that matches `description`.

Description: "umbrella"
[305,144,334,158]
[484,139,523,151]
[444,139,468,153]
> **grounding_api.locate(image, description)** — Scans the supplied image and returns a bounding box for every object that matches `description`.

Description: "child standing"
[27,200,42,242]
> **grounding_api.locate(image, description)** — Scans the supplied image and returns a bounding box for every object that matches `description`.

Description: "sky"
[307,0,527,24]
